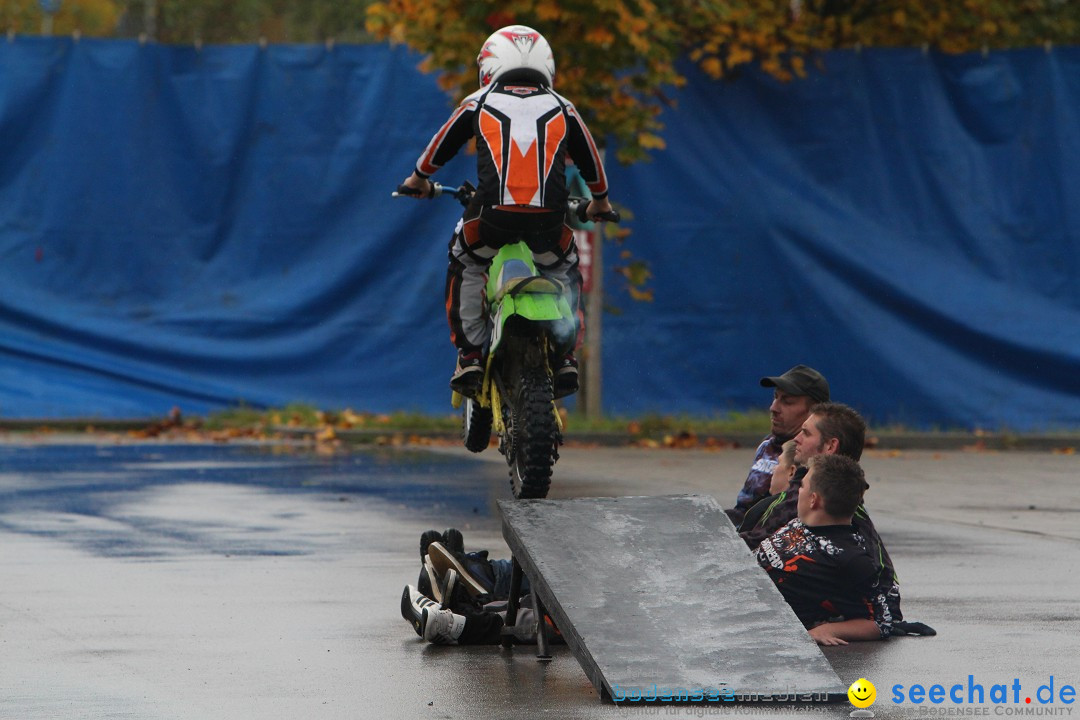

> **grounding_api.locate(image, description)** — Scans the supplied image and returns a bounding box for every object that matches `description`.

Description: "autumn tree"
[367,0,1080,163]
[139,0,373,44]
[1,0,120,35]
[2,0,376,43]
[808,0,1080,53]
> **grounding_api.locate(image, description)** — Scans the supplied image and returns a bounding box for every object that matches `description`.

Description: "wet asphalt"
[0,436,1077,719]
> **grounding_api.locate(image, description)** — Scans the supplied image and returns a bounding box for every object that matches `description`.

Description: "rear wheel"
[462,397,493,453]
[508,365,558,499]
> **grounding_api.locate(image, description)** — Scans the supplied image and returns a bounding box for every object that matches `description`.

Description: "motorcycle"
[394,181,618,499]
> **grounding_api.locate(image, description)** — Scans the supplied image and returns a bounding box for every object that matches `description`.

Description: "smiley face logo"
[848,678,877,708]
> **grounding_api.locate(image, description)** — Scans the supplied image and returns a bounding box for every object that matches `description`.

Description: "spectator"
[768,439,798,495]
[738,402,866,549]
[756,454,891,645]
[727,365,830,526]
[739,403,935,636]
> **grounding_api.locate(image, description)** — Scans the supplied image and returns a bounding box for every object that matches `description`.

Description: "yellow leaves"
[386,22,406,43]
[536,0,561,22]
[700,56,724,78]
[790,55,806,78]
[760,57,790,82]
[636,0,659,17]
[615,257,653,301]
[366,0,1080,164]
[66,0,120,34]
[436,71,462,92]
[637,132,666,150]
[365,4,387,28]
[828,0,1069,54]
[1,0,121,36]
[627,16,650,35]
[585,26,616,47]
[998,19,1021,39]
[365,3,407,43]
[726,44,754,67]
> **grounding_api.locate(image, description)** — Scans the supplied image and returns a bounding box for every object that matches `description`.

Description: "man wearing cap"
[726,365,830,526]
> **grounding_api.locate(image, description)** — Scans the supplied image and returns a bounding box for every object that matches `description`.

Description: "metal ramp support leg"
[499,556,552,659]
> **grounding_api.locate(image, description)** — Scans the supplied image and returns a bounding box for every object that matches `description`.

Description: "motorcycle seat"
[493,260,563,301]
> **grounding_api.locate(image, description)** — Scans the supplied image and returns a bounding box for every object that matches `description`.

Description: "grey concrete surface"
[1,437,1078,719]
[501,495,846,701]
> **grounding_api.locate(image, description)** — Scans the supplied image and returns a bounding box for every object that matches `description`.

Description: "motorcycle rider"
[398,25,613,399]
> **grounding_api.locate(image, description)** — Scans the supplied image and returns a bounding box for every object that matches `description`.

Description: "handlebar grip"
[393,182,440,199]
[395,184,423,197]
[575,202,620,224]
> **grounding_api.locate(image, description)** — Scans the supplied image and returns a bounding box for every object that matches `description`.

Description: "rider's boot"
[450,350,484,398]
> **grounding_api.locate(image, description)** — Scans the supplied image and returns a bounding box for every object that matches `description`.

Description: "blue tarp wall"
[2,38,1078,429]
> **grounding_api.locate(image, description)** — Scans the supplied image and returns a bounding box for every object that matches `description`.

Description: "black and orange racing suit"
[413,77,609,355]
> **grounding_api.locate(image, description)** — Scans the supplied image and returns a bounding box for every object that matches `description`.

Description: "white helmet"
[476,25,555,88]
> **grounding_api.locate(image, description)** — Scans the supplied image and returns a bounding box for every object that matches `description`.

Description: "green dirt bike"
[395,181,618,499]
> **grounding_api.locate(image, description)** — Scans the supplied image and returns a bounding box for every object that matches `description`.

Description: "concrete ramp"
[498,494,846,704]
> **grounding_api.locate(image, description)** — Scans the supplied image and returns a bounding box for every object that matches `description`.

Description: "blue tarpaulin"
[603,49,1080,430]
[1,38,1078,429]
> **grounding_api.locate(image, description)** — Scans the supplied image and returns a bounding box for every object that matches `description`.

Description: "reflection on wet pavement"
[0,442,501,558]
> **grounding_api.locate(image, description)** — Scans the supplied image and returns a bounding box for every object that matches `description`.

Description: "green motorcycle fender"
[489,293,574,355]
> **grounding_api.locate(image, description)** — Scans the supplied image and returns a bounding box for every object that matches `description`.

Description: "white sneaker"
[422,606,466,645]
[400,585,439,637]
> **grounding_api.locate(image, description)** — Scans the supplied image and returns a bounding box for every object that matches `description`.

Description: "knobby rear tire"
[509,366,557,499]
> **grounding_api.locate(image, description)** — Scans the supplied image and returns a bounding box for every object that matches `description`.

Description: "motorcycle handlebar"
[393,182,619,222]
[391,181,472,204]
